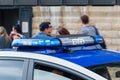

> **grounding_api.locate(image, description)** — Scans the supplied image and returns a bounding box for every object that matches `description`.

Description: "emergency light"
[12,38,61,47]
[12,35,103,47]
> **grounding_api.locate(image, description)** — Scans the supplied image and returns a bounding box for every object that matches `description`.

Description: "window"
[0,60,24,80]
[33,62,90,80]
[34,69,71,80]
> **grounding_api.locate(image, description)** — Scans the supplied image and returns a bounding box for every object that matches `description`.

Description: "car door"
[0,57,29,80]
[27,59,103,80]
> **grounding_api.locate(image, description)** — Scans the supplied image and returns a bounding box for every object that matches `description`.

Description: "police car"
[0,51,106,80]
[1,34,114,80]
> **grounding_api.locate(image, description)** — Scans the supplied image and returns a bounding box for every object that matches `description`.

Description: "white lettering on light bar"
[72,39,85,45]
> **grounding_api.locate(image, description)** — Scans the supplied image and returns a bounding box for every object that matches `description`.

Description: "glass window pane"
[34,69,71,80]
[33,62,85,80]
[0,60,24,80]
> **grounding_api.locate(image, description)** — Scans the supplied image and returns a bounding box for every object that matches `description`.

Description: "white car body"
[0,51,107,80]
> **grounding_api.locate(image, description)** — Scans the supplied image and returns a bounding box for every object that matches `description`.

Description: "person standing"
[80,15,106,49]
[10,25,24,40]
[32,22,53,38]
[57,25,70,35]
[0,26,12,48]
[80,14,97,36]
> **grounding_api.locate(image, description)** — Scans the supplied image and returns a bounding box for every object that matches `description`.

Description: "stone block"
[104,38,112,45]
[111,38,120,45]
[32,7,41,17]
[101,31,119,38]
[107,45,119,51]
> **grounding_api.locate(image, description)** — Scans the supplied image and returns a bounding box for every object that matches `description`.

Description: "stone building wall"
[32,6,120,51]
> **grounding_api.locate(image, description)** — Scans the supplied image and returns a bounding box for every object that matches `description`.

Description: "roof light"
[93,35,104,43]
[12,35,103,48]
[12,38,61,47]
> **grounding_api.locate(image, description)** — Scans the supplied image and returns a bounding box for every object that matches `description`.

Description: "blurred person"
[57,25,70,35]
[52,69,64,76]
[0,26,12,48]
[10,25,24,40]
[80,14,106,49]
[80,14,97,36]
[32,22,52,38]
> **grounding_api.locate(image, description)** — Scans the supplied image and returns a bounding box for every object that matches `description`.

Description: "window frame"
[27,59,94,80]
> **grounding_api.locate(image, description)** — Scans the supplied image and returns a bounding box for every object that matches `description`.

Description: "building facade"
[0,0,120,51]
[32,6,120,51]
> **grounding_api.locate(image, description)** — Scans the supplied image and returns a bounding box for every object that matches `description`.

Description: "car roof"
[49,49,120,67]
[2,48,120,67]
[0,51,106,80]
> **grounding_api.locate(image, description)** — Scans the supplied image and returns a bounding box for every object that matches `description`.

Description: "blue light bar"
[12,35,104,48]
[12,38,61,47]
